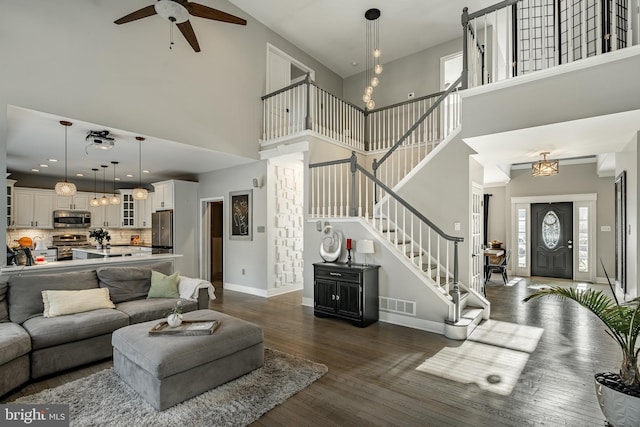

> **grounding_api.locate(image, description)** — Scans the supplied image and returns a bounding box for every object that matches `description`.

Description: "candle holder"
[347,249,352,265]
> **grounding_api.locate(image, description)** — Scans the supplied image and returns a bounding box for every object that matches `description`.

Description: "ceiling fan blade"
[177,21,201,52]
[114,5,157,24]
[186,3,247,25]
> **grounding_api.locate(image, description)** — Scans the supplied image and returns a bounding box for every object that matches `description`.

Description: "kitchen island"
[72,246,153,260]
[0,253,182,279]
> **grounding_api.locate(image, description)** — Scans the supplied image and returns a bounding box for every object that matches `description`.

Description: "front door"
[531,202,573,279]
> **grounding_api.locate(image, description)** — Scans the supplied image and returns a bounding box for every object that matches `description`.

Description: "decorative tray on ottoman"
[149,319,221,336]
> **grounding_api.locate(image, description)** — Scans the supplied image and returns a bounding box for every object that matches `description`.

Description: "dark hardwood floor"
[4,277,616,426]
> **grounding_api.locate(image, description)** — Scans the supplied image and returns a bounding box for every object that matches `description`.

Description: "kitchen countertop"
[0,253,182,277]
[72,246,153,256]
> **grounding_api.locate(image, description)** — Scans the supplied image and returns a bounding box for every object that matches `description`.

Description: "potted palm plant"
[523,286,640,426]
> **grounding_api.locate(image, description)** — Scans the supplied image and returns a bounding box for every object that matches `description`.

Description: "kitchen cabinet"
[313,262,379,327]
[54,192,90,211]
[151,180,198,277]
[90,203,120,228]
[13,188,54,229]
[152,181,174,211]
[119,190,153,228]
[7,179,16,227]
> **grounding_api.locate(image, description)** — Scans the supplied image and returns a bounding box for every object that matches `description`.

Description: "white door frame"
[470,182,484,293]
[511,193,597,282]
[266,43,315,92]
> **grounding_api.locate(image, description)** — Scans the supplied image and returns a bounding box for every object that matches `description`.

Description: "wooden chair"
[485,249,511,285]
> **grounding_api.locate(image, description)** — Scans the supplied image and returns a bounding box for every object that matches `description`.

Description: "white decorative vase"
[96,243,103,250]
[595,374,640,427]
[167,314,183,328]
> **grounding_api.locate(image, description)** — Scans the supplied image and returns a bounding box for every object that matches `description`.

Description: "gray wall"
[343,38,462,107]
[198,161,268,291]
[395,134,476,285]
[1,0,343,263]
[500,162,615,278]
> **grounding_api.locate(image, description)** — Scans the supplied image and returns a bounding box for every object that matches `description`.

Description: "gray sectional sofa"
[0,261,209,397]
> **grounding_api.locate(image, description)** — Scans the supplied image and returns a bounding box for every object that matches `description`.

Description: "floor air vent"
[379,297,416,316]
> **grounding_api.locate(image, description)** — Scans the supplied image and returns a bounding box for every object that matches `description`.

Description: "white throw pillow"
[42,288,115,318]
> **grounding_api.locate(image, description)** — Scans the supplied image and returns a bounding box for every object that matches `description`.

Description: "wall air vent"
[379,297,416,316]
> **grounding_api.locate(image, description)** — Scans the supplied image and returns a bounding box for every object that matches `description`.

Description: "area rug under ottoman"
[13,348,327,427]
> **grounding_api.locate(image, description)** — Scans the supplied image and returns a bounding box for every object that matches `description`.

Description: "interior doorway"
[210,201,223,284]
[200,197,224,288]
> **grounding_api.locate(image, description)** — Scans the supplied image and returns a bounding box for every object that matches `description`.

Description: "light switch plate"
[454,222,461,231]
[600,225,611,232]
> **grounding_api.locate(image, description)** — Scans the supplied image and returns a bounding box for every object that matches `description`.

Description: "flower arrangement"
[89,228,111,245]
[166,300,183,317]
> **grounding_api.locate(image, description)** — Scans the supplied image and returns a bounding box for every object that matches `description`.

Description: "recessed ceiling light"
[31,169,39,172]
[143,170,150,174]
[76,173,84,177]
[39,164,48,168]
[126,174,133,178]
[115,177,121,181]
[49,159,58,162]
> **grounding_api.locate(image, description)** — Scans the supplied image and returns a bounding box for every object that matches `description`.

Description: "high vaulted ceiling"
[228,0,497,78]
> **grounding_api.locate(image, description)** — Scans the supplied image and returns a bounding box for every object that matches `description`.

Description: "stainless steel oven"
[53,210,91,228]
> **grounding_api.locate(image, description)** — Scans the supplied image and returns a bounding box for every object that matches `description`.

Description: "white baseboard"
[267,283,303,297]
[379,312,445,335]
[302,297,314,307]
[223,282,268,297]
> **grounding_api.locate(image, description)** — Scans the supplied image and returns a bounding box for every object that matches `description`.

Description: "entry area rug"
[13,348,327,427]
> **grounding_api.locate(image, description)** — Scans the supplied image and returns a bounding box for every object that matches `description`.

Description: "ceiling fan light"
[55,181,77,196]
[132,187,148,200]
[155,0,189,23]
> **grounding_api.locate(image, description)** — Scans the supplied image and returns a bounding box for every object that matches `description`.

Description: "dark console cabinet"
[313,262,380,327]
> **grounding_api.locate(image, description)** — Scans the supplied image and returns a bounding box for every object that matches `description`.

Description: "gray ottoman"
[112,309,264,410]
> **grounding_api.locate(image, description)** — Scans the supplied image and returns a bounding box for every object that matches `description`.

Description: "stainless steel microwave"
[53,210,91,228]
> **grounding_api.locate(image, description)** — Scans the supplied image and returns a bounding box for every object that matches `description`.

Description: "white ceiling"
[6,106,254,187]
[228,0,497,78]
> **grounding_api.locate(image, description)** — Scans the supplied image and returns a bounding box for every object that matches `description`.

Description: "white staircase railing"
[309,152,465,323]
[371,76,462,192]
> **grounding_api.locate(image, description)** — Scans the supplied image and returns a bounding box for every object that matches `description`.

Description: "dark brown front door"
[531,202,573,279]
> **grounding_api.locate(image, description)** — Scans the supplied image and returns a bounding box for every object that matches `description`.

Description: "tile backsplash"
[7,228,152,248]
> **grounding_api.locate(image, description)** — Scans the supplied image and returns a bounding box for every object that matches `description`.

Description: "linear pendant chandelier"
[54,120,77,196]
[362,8,382,110]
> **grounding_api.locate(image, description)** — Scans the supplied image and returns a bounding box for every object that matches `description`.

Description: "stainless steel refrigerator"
[152,210,173,252]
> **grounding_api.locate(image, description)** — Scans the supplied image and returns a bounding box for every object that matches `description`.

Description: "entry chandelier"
[132,136,148,200]
[361,8,382,110]
[531,152,559,176]
[55,120,77,196]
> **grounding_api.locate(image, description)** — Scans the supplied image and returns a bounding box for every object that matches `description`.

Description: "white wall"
[198,161,268,292]
[616,133,639,300]
[462,51,640,138]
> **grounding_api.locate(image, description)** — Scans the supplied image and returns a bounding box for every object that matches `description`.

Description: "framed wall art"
[615,170,626,293]
[230,190,252,241]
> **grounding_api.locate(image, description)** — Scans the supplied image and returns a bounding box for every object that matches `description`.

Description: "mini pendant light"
[110,161,121,204]
[132,136,148,200]
[100,165,110,206]
[90,168,100,207]
[55,120,77,196]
